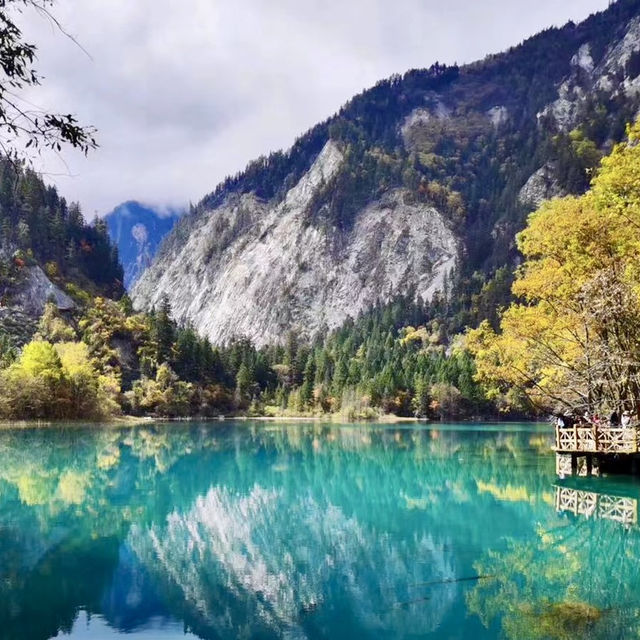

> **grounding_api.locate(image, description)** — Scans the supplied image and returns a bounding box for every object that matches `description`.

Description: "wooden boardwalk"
[555,425,640,454]
[555,424,640,477]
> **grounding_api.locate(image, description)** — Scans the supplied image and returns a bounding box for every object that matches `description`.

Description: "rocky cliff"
[0,244,74,344]
[134,141,457,345]
[133,0,640,345]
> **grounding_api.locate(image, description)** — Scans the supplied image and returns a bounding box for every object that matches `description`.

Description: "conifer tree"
[300,354,315,408]
[154,295,175,365]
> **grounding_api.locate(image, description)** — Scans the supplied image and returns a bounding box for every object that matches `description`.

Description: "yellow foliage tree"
[467,120,640,416]
[0,339,121,419]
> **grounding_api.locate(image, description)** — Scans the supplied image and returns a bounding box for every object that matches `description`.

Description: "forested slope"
[135,0,640,343]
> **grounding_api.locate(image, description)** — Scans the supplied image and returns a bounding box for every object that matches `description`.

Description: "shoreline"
[0,413,538,429]
[0,414,423,428]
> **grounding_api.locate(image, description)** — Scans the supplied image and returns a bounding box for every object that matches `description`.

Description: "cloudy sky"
[19,0,610,218]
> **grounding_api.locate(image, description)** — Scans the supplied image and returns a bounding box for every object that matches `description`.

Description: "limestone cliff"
[133,1,640,345]
[0,245,74,343]
[133,141,458,345]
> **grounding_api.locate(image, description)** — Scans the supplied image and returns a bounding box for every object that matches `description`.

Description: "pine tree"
[154,295,175,365]
[300,354,315,408]
[412,375,430,418]
[235,362,253,407]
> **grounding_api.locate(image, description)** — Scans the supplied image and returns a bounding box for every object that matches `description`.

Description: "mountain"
[133,0,640,346]
[105,202,182,289]
[0,161,123,344]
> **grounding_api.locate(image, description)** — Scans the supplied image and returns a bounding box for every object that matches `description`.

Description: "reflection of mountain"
[0,534,120,640]
[3,421,635,640]
[128,484,456,639]
[100,545,174,632]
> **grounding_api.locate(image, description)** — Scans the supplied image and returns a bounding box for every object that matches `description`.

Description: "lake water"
[1,421,640,640]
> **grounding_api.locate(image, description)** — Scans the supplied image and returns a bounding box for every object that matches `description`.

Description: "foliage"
[0,0,96,160]
[0,339,109,419]
[256,298,493,419]
[0,288,499,419]
[125,364,192,418]
[0,159,123,299]
[467,119,640,416]
[0,330,17,367]
[36,302,76,342]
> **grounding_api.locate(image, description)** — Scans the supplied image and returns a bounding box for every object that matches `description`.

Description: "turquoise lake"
[1,421,640,639]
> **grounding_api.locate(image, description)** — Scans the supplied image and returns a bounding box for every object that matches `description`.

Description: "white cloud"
[15,0,610,217]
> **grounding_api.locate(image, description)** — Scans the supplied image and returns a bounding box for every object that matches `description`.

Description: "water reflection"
[555,484,638,526]
[1,422,638,639]
[129,486,457,638]
[468,476,640,640]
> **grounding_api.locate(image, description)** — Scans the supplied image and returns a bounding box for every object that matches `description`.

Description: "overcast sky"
[18,0,611,218]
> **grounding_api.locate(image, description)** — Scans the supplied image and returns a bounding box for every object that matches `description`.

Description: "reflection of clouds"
[129,484,457,639]
[53,610,200,639]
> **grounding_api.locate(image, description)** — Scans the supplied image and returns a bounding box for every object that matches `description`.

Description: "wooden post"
[573,424,578,451]
[571,453,577,475]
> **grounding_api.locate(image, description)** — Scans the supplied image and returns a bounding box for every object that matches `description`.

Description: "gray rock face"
[133,141,458,346]
[518,163,567,210]
[540,18,640,132]
[15,266,75,315]
[0,245,74,343]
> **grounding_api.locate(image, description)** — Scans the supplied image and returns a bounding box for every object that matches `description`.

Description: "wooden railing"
[555,485,638,526]
[555,424,640,454]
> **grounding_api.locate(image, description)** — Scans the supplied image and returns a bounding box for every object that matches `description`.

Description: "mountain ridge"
[133,0,640,345]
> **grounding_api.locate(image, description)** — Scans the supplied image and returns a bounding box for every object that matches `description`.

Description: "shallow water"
[1,421,639,639]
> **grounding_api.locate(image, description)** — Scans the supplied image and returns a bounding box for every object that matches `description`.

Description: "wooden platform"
[555,425,640,454]
[555,425,640,477]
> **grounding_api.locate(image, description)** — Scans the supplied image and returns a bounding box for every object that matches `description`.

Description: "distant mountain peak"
[105,201,183,289]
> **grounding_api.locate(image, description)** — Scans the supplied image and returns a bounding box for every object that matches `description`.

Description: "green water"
[1,421,639,640]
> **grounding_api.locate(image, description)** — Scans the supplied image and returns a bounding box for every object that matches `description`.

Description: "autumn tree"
[467,120,640,416]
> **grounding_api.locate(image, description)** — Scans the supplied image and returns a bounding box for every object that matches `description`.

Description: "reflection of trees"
[467,511,640,640]
[0,424,222,640]
[0,421,560,639]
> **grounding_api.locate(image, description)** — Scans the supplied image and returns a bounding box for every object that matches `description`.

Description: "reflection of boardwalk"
[554,485,638,526]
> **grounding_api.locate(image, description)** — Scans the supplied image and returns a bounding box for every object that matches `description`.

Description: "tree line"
[0,289,495,420]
